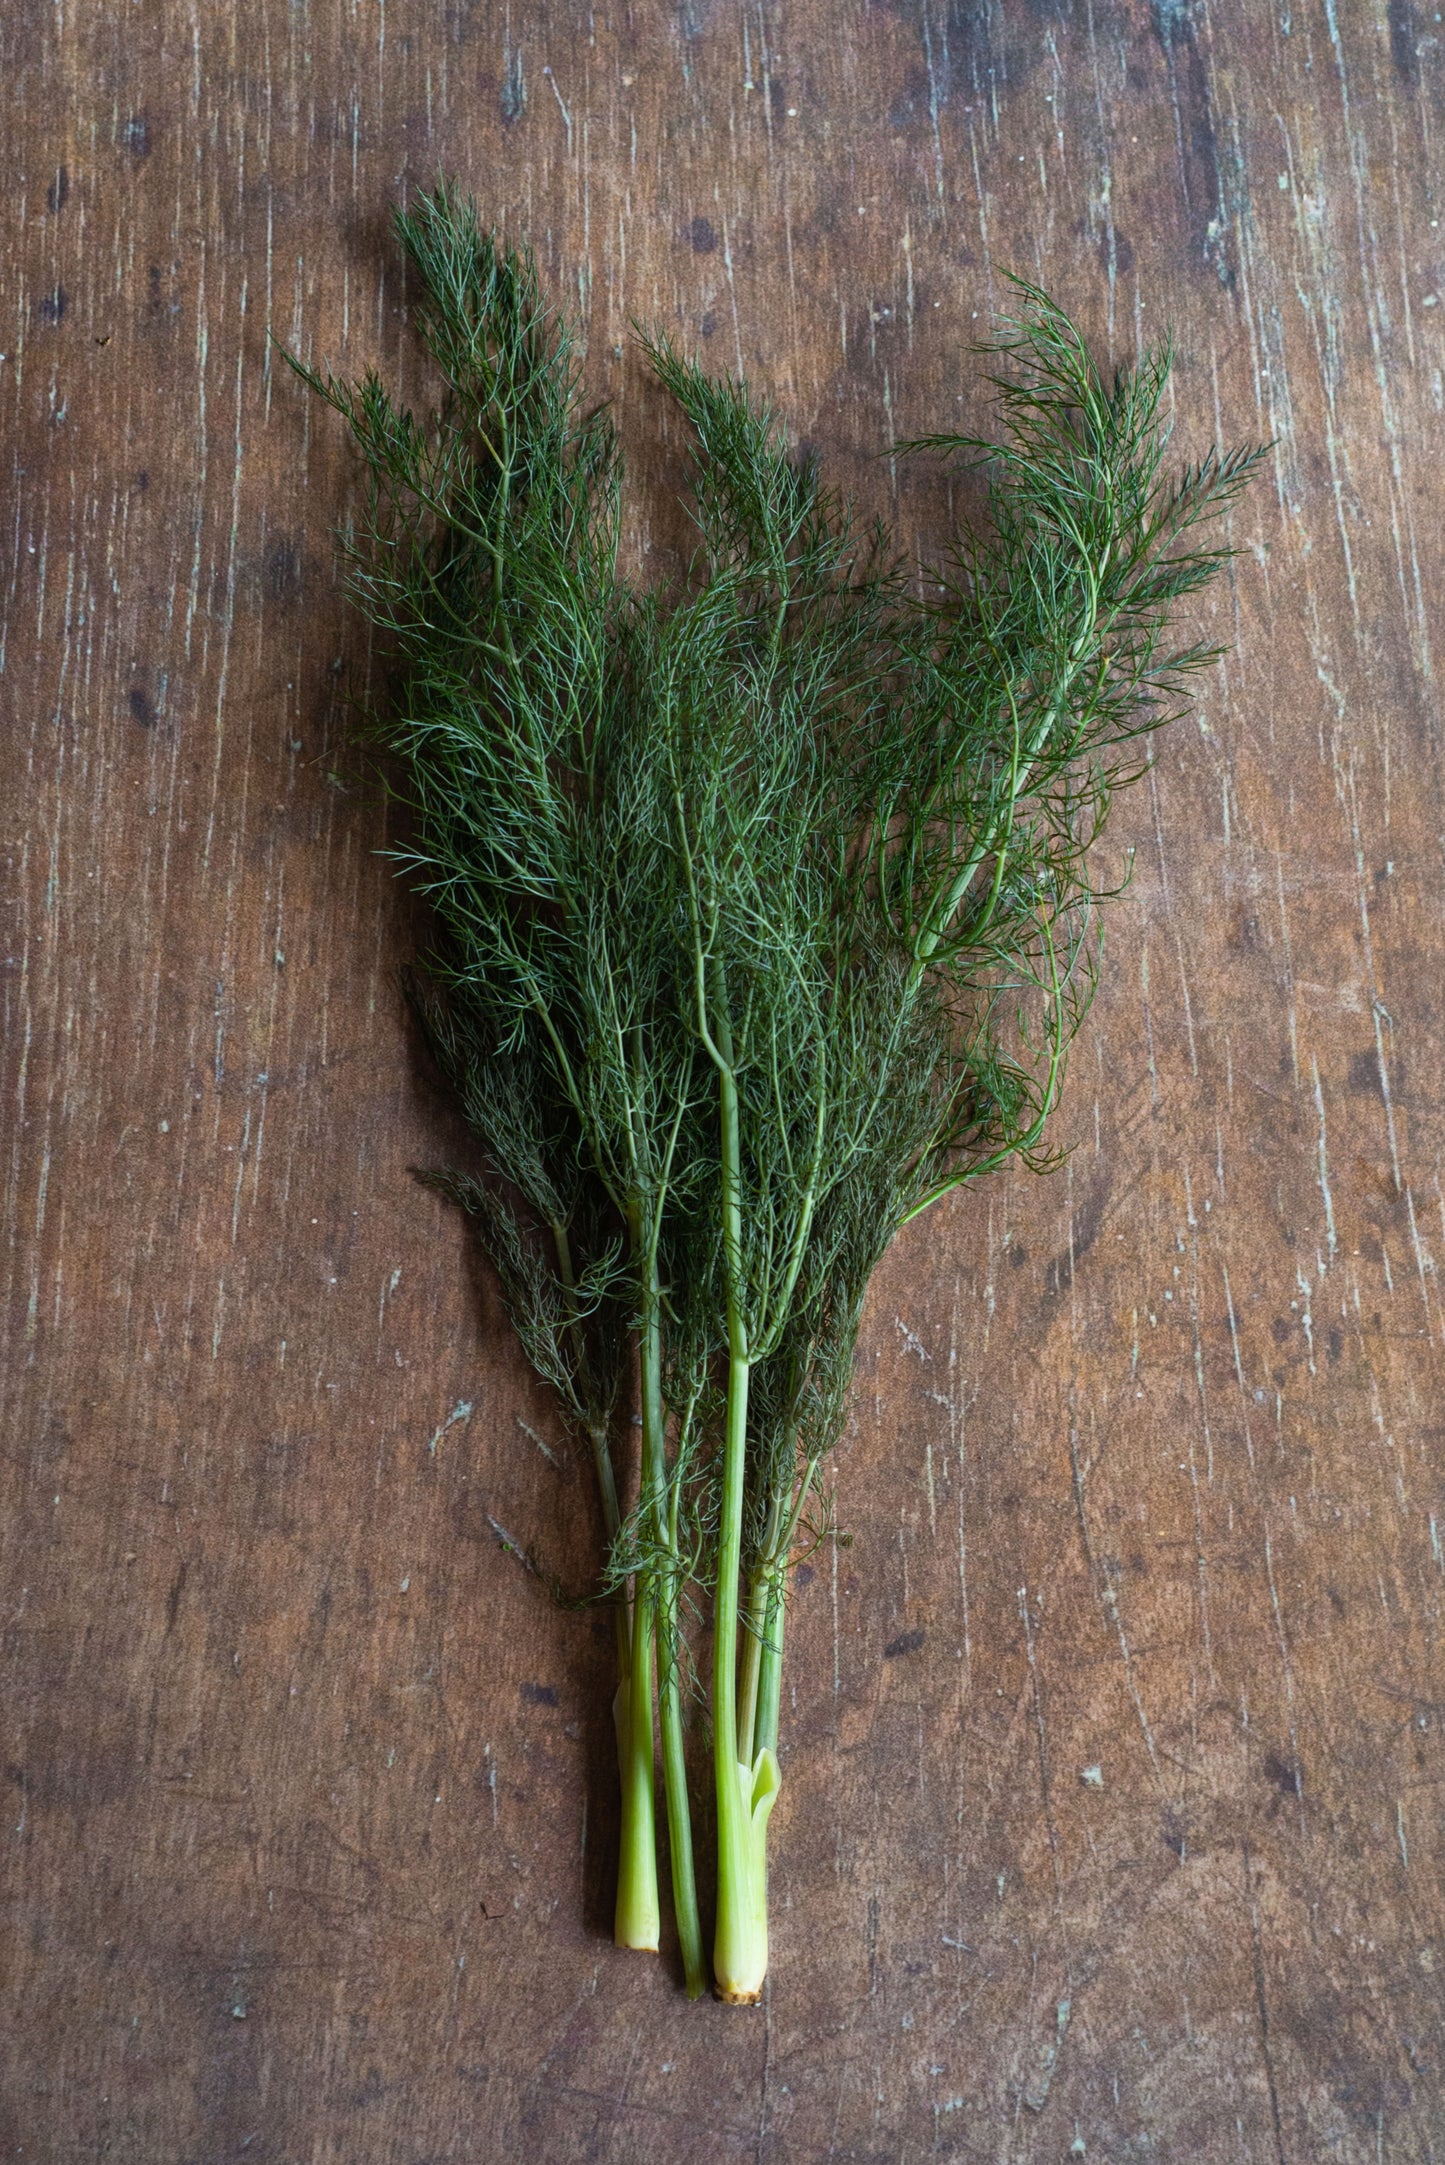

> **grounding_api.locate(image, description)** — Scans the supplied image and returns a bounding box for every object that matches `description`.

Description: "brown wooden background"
[4,1,1443,2157]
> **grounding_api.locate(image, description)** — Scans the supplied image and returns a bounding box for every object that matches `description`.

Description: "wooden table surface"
[4,2,1443,2157]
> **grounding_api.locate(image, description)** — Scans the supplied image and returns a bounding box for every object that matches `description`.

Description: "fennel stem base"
[613,1602,661,1953]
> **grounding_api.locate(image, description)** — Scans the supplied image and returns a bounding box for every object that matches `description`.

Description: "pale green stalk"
[706,966,777,2003]
[637,1248,705,1994]
[612,1588,660,1950]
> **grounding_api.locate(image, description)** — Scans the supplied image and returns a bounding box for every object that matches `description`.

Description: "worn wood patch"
[3,1,1442,2157]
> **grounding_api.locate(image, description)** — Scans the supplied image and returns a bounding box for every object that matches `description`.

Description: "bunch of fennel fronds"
[289,186,1260,2003]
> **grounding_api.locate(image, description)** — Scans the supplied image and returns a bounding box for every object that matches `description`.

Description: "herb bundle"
[290,186,1260,2003]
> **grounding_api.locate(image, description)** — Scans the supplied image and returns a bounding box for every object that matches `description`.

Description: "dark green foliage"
[287,186,1262,1994]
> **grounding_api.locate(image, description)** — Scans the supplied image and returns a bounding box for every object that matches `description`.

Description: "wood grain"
[3,1,1443,2156]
